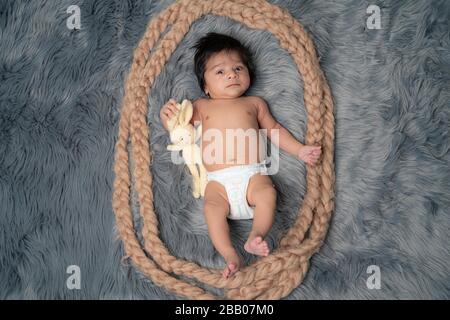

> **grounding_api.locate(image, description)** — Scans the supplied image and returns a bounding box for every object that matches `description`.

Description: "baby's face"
[203,50,250,99]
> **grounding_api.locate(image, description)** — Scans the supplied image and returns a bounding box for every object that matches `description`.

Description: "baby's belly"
[200,125,266,172]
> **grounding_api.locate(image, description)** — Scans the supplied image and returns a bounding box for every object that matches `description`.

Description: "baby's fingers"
[166,104,178,116]
[167,99,178,108]
[161,103,178,118]
[308,155,320,165]
[162,107,177,119]
[160,111,170,121]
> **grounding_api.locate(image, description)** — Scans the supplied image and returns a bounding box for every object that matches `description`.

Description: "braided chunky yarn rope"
[112,0,335,300]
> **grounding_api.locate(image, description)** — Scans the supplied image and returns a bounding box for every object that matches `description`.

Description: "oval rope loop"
[113,0,335,300]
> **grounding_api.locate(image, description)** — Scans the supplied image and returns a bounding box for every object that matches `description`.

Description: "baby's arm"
[254,97,321,166]
[160,98,201,131]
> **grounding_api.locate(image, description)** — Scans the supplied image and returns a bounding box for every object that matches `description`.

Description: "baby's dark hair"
[193,32,255,94]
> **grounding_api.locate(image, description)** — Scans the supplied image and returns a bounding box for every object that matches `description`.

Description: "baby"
[160,33,321,279]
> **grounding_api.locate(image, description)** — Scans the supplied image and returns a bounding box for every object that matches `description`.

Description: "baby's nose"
[227,72,238,79]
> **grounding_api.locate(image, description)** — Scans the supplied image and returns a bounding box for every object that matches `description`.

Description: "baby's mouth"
[227,83,240,88]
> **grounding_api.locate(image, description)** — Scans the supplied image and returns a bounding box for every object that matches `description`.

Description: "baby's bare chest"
[201,103,259,130]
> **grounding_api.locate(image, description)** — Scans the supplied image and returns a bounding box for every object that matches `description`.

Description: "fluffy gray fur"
[0,0,449,299]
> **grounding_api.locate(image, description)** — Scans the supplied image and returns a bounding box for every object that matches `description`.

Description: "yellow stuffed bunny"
[166,99,207,198]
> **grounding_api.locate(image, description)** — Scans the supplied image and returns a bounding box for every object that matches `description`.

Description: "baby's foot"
[222,252,243,279]
[244,236,270,257]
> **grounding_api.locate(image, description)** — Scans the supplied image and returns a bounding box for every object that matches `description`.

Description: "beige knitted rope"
[112,0,335,300]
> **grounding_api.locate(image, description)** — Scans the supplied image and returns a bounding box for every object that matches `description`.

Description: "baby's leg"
[203,181,243,278]
[244,174,277,256]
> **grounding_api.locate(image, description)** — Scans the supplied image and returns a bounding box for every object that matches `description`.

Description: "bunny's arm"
[167,144,183,151]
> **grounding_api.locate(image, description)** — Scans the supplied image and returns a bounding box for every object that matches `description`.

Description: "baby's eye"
[216,70,223,75]
[235,66,242,71]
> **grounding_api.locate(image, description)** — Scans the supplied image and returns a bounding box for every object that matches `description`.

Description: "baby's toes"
[260,241,269,252]
[222,264,232,278]
[262,244,270,255]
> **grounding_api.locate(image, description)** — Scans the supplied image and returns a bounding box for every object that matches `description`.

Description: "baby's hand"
[298,145,322,166]
[160,98,179,131]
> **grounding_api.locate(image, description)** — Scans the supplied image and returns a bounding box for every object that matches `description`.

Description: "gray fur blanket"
[0,0,449,299]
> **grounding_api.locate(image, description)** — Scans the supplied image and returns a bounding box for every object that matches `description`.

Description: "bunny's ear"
[178,99,193,126]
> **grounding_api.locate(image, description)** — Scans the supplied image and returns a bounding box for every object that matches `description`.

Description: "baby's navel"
[205,115,210,120]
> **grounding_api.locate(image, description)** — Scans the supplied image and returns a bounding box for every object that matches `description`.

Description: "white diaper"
[206,162,268,220]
